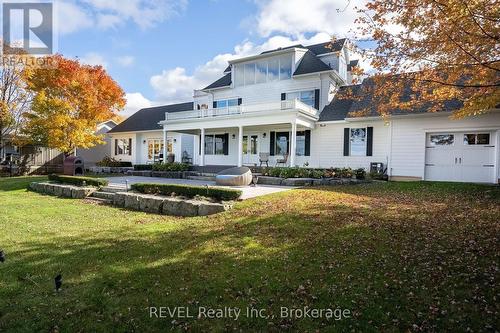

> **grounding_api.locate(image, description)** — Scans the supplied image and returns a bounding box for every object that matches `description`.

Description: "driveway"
[104,176,295,200]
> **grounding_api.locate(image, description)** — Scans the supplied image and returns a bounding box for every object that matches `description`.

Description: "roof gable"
[203,73,232,90]
[293,51,332,76]
[306,39,346,55]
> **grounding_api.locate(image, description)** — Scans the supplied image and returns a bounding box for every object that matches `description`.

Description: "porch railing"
[165,99,318,121]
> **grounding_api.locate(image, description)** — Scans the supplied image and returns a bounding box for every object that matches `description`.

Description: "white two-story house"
[108,39,500,183]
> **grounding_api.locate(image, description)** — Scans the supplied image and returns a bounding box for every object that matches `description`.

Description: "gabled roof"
[293,51,332,76]
[203,73,232,90]
[306,38,346,55]
[109,102,194,133]
[319,77,463,121]
[223,65,231,73]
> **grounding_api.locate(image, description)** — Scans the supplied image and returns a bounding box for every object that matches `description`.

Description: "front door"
[242,134,259,165]
[425,131,495,183]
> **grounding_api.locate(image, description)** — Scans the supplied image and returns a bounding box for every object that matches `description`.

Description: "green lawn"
[0,177,498,332]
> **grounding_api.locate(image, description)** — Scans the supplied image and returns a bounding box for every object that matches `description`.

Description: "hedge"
[131,183,241,201]
[96,156,132,167]
[151,162,190,172]
[134,164,153,171]
[259,167,366,179]
[48,174,109,187]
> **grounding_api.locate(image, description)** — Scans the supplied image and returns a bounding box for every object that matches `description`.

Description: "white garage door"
[425,132,496,183]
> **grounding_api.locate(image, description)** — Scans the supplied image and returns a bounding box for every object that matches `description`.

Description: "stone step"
[186,176,216,181]
[83,197,113,205]
[101,186,127,193]
[91,191,116,200]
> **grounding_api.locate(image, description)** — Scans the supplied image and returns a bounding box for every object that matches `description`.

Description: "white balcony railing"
[165,99,318,121]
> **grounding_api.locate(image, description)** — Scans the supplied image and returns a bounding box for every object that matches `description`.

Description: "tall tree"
[350,0,499,118]
[22,55,125,154]
[0,49,32,159]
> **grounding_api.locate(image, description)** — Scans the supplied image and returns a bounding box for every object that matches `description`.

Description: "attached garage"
[425,131,496,183]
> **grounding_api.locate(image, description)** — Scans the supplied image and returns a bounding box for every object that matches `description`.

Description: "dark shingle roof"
[319,77,463,121]
[306,39,346,55]
[293,51,332,76]
[109,102,194,133]
[223,65,231,73]
[203,73,231,90]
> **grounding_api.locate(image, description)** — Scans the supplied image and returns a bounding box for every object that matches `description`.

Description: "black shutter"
[343,128,350,156]
[285,132,290,154]
[213,101,217,109]
[128,138,132,155]
[305,130,311,156]
[366,127,373,156]
[199,135,201,155]
[270,131,275,156]
[223,133,229,155]
[114,139,118,155]
[237,98,242,105]
[281,93,286,101]
[314,89,320,110]
[197,104,200,110]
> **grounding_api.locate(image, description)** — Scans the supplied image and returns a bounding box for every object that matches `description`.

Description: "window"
[275,132,289,156]
[296,131,306,156]
[256,60,267,84]
[244,63,255,85]
[279,55,292,80]
[115,138,131,155]
[430,134,454,145]
[232,54,292,87]
[268,58,279,82]
[204,134,227,155]
[215,98,239,108]
[464,133,490,145]
[350,128,366,156]
[147,139,166,160]
[250,135,258,154]
[286,90,316,108]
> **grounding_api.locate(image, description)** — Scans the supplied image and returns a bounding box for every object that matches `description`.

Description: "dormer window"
[234,54,293,87]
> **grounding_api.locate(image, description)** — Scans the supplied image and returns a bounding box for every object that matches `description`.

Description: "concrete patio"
[105,176,295,200]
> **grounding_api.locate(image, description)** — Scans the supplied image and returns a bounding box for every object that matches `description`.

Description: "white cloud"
[116,55,135,67]
[122,92,154,117]
[148,33,334,104]
[55,0,187,35]
[254,0,363,37]
[79,52,109,68]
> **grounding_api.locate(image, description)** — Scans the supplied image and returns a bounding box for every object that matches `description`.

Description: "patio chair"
[182,150,193,164]
[259,152,269,167]
[275,153,289,167]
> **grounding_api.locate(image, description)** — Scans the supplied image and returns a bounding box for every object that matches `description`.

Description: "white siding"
[390,113,500,180]
[109,133,137,163]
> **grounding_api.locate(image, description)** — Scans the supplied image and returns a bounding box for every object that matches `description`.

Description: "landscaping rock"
[53,185,63,197]
[151,171,184,179]
[198,202,228,216]
[62,186,73,197]
[113,192,127,207]
[124,193,140,210]
[138,194,164,214]
[162,198,200,217]
[257,176,283,186]
[127,170,152,177]
[282,178,314,186]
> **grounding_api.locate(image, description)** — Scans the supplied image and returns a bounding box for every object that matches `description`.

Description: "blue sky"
[53,0,364,116]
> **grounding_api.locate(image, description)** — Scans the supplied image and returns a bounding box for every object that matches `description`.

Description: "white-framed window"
[430,134,454,146]
[233,54,293,87]
[215,98,238,108]
[296,131,306,156]
[350,128,366,156]
[275,132,289,156]
[147,139,170,161]
[204,134,227,155]
[115,138,131,155]
[286,90,316,107]
[463,133,490,145]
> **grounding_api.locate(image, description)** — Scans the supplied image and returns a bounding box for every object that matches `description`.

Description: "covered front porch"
[161,117,316,169]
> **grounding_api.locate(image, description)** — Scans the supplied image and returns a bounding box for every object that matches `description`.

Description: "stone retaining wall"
[113,192,230,216]
[29,182,96,199]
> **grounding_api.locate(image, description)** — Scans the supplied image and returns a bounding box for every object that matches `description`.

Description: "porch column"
[163,129,168,163]
[237,126,243,167]
[290,122,297,167]
[200,128,205,166]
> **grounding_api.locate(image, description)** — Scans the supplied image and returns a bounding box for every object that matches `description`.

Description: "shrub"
[48,174,109,187]
[96,156,132,167]
[310,169,324,179]
[131,183,241,201]
[134,164,153,171]
[151,162,190,172]
[355,168,366,180]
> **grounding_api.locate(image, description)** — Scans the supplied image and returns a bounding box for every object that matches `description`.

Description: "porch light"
[143,140,147,144]
[262,133,267,138]
[232,134,236,139]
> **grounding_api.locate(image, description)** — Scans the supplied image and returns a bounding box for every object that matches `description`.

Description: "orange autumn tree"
[349,0,499,118]
[22,55,125,154]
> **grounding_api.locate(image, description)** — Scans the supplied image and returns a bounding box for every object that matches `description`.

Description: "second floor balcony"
[165,99,319,122]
